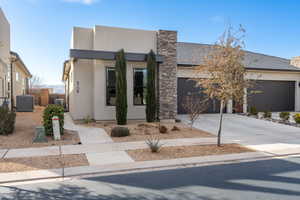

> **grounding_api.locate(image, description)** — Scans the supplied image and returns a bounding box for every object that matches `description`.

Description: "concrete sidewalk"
[64,114,113,144]
[3,113,300,184]
[0,151,278,184]
[1,137,222,158]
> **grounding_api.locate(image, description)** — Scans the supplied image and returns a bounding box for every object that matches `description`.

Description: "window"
[133,68,147,105]
[16,72,19,81]
[106,67,116,106]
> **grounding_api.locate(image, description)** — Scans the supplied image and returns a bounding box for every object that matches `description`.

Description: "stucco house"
[0,8,10,105]
[63,25,300,121]
[10,51,32,107]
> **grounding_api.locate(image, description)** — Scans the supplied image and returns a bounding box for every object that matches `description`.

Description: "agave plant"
[145,135,164,153]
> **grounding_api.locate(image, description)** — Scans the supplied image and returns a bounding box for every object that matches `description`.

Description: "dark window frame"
[133,68,147,106]
[105,67,116,106]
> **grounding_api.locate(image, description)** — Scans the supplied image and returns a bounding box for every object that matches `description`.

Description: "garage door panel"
[248,80,295,112]
[177,78,220,114]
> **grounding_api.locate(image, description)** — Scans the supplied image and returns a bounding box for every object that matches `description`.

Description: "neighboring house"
[29,88,65,106]
[0,8,10,105]
[10,51,32,107]
[63,25,300,121]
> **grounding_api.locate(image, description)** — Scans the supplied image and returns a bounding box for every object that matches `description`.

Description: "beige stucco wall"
[68,59,147,120]
[68,25,156,120]
[93,60,146,120]
[12,61,30,106]
[93,25,157,53]
[0,8,10,98]
[71,59,94,119]
[71,27,94,50]
[68,62,75,117]
[71,25,157,53]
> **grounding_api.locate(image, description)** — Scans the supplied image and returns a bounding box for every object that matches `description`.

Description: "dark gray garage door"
[177,78,220,114]
[247,80,295,112]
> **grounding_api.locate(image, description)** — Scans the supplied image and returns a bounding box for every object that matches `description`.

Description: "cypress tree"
[146,50,157,122]
[115,49,127,125]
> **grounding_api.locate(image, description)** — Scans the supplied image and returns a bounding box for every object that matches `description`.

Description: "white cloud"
[63,0,99,5]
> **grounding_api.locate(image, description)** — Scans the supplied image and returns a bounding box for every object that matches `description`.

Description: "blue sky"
[1,0,300,84]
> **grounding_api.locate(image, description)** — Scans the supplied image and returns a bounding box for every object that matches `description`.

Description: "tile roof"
[177,42,300,72]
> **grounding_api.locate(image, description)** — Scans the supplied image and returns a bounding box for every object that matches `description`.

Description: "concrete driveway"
[178,114,300,153]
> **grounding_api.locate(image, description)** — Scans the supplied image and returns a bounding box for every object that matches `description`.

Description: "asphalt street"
[1,157,300,200]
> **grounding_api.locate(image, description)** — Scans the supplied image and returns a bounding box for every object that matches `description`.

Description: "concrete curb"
[1,151,300,185]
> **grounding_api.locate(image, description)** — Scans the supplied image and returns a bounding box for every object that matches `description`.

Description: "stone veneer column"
[157,30,177,120]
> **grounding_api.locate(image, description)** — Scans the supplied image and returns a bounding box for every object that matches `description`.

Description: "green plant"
[263,111,271,118]
[175,118,181,123]
[293,114,300,124]
[83,115,93,124]
[279,112,290,121]
[43,104,64,136]
[115,49,128,125]
[146,136,163,153]
[0,107,16,135]
[111,126,130,137]
[159,125,168,134]
[146,50,157,122]
[249,106,258,116]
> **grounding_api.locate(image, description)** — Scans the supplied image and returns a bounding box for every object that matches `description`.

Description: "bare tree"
[182,93,208,129]
[194,25,251,146]
[29,75,43,90]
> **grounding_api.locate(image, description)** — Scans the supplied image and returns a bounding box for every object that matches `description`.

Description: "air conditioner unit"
[16,95,34,112]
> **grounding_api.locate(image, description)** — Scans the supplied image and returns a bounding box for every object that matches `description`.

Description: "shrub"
[146,50,157,122]
[175,118,181,123]
[83,115,93,124]
[279,112,290,121]
[146,136,163,153]
[159,125,168,134]
[263,111,271,118]
[111,126,130,137]
[249,106,258,116]
[43,104,64,136]
[171,126,180,131]
[115,49,128,125]
[293,114,300,124]
[0,107,16,135]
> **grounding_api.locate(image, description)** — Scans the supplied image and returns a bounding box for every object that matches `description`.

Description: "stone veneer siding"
[157,30,178,120]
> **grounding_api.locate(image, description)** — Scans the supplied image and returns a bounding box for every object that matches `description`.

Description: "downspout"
[10,60,13,110]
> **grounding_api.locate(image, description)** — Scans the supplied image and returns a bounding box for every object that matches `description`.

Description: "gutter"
[177,64,300,73]
[10,51,32,78]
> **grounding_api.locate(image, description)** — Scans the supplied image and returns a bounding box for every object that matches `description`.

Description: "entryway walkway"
[64,114,113,145]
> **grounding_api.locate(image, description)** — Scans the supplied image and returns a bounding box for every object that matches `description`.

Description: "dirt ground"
[79,120,214,142]
[0,154,88,173]
[127,144,255,161]
[0,106,80,149]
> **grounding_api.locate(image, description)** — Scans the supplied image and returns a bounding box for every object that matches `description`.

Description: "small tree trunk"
[217,101,224,147]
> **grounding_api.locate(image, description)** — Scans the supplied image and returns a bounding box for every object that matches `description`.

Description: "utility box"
[16,95,34,112]
[54,99,64,107]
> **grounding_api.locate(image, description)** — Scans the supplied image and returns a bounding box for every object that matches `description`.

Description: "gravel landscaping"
[0,106,81,149]
[79,121,214,142]
[0,154,88,173]
[127,144,255,161]
[243,112,300,128]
